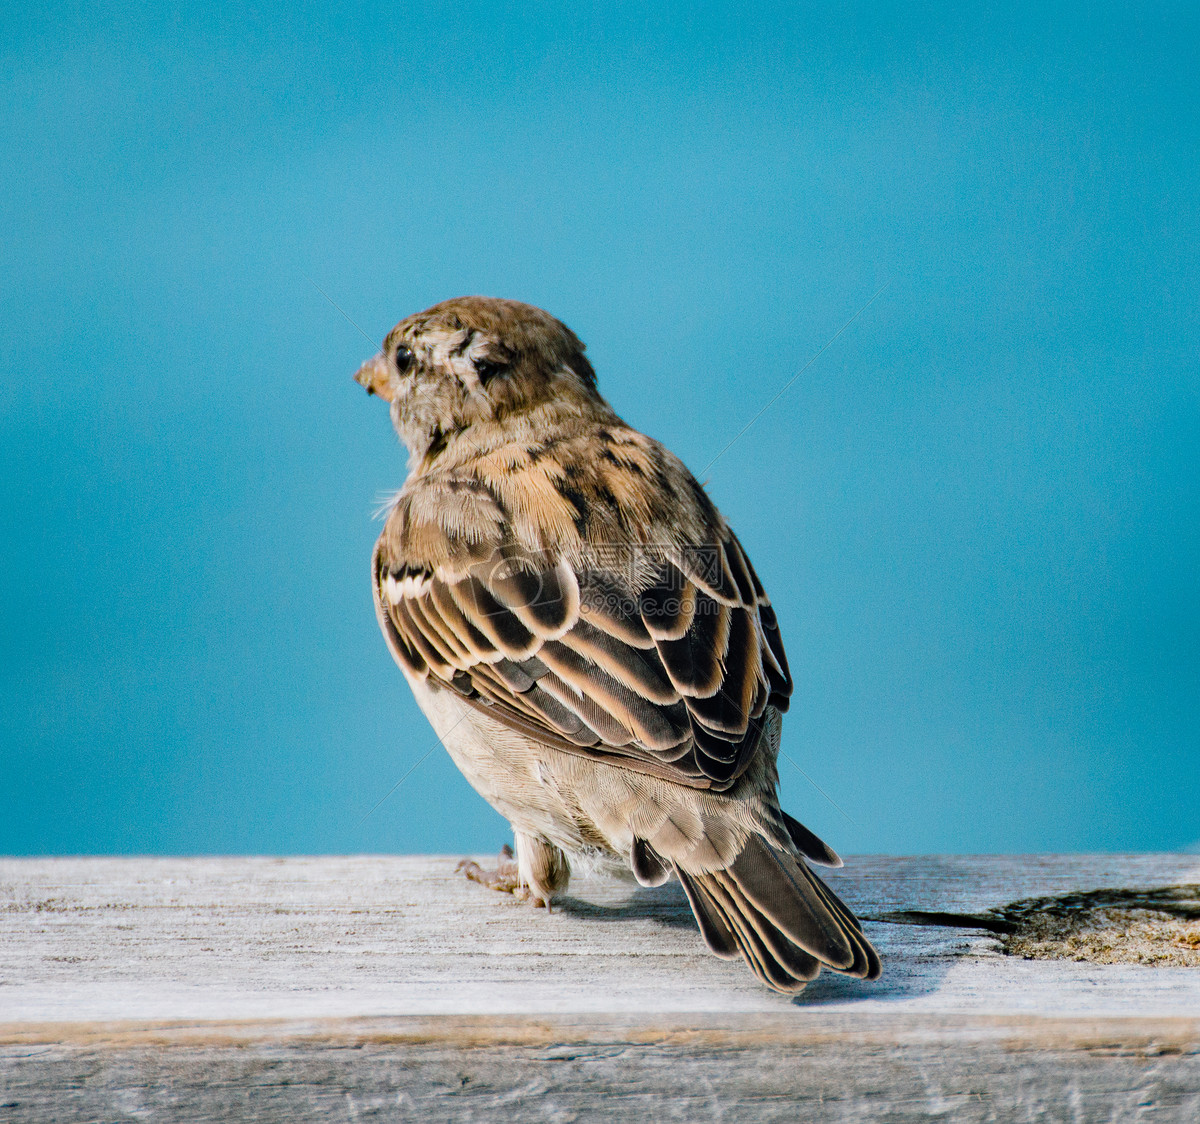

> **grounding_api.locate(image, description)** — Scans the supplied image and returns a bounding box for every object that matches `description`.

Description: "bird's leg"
[457,834,570,909]
[456,844,548,907]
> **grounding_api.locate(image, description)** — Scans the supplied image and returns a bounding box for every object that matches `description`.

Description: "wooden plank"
[2,1013,1200,1122]
[1,855,1198,1120]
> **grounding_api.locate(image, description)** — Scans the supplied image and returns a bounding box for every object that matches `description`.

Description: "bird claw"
[456,844,549,907]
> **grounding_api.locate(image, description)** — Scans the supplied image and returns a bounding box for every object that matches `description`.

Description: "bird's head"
[355,296,606,466]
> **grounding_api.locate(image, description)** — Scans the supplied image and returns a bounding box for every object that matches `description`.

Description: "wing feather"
[373,470,794,791]
[405,595,471,670]
[447,576,540,659]
[535,670,637,746]
[577,572,656,648]
[654,593,731,700]
[428,579,497,662]
[558,619,680,704]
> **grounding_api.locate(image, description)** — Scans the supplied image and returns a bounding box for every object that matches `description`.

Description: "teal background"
[2,2,1197,855]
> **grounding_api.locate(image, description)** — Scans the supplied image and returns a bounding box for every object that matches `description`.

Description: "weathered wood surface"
[2,854,1199,1121]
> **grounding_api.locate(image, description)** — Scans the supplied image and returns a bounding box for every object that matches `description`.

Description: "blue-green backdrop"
[3,2,1197,855]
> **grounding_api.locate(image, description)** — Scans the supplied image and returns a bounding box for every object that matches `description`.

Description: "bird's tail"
[674,832,881,993]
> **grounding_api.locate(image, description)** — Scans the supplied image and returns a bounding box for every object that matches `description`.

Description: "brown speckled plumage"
[355,296,880,993]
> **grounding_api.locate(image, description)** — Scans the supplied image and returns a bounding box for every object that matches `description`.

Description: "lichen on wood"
[997,885,1200,966]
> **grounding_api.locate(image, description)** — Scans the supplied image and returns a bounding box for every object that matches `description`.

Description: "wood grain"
[2,854,1198,1120]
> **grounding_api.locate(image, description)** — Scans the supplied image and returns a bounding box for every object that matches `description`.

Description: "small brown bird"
[355,296,880,993]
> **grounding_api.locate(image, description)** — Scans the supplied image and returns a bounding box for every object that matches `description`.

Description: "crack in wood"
[872,884,1200,966]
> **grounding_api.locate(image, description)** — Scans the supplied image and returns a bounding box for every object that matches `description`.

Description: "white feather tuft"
[373,489,404,520]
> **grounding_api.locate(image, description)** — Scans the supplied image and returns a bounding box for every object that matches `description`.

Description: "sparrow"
[354,296,881,993]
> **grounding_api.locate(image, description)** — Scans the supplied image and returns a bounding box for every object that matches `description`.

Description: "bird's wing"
[372,458,792,791]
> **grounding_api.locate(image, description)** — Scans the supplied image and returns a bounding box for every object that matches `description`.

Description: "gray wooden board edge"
[2,1015,1199,1124]
[4,1012,1200,1047]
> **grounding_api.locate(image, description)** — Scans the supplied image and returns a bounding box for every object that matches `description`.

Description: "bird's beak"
[354,354,393,401]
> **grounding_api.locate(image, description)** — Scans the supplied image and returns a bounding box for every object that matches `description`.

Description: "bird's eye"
[474,357,509,386]
[394,344,414,373]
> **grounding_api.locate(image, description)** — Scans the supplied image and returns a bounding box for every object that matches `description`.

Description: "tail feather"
[729,834,856,968]
[781,811,843,868]
[712,870,823,984]
[701,873,813,992]
[804,864,882,980]
[675,833,881,994]
[676,868,739,959]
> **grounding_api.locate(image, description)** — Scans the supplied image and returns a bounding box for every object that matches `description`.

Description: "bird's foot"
[456,844,549,907]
